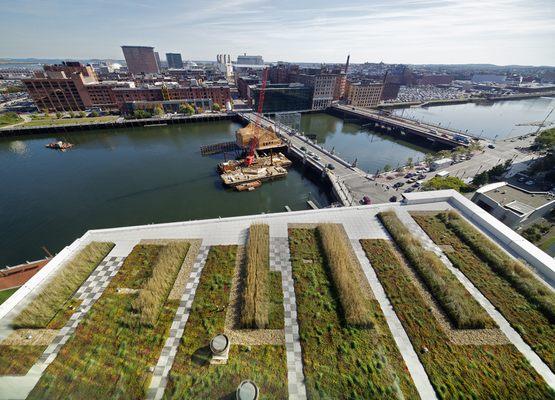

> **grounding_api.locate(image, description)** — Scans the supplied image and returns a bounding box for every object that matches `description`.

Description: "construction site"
[201,68,294,192]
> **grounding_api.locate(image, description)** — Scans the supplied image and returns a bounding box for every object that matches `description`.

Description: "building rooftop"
[0,191,553,399]
[480,182,554,210]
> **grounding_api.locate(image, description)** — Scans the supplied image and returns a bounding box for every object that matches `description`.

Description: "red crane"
[244,67,268,166]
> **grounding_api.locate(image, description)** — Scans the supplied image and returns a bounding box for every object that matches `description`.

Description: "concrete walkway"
[146,245,210,400]
[350,239,438,400]
[270,237,307,400]
[0,253,126,400]
[395,208,555,389]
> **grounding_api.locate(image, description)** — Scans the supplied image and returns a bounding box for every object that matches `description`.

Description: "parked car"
[525,180,534,186]
[389,195,398,202]
[361,196,371,205]
[327,163,335,170]
[300,146,307,152]
[393,182,404,188]
[488,144,496,149]
[518,177,526,182]
[312,154,320,161]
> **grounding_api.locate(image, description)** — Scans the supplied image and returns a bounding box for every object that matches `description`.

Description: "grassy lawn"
[164,246,288,399]
[0,345,47,375]
[378,212,494,329]
[268,271,284,329]
[13,242,114,329]
[361,239,554,399]
[0,112,23,127]
[0,287,18,305]
[412,213,555,370]
[29,244,179,399]
[22,115,117,127]
[289,228,419,399]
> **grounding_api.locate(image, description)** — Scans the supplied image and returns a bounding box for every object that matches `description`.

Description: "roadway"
[332,104,473,145]
[240,112,543,206]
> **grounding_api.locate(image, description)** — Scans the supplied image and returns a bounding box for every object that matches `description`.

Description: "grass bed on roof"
[13,242,114,329]
[361,238,553,399]
[378,211,494,329]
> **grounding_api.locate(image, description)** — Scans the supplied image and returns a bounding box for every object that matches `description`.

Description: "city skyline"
[1,0,554,66]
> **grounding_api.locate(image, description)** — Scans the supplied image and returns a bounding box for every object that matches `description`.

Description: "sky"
[1,0,554,66]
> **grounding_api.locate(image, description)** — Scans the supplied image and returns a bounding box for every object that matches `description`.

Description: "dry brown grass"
[241,224,270,328]
[132,242,190,326]
[378,212,494,329]
[13,242,114,329]
[440,211,555,323]
[317,223,374,327]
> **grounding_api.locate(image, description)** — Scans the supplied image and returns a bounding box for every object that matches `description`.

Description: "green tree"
[212,103,221,112]
[406,157,413,168]
[178,104,194,115]
[68,111,75,118]
[153,106,164,116]
[78,111,86,118]
[423,176,471,192]
[90,111,99,117]
[383,164,392,172]
[534,128,555,150]
[424,153,435,166]
[133,109,152,119]
[55,112,62,119]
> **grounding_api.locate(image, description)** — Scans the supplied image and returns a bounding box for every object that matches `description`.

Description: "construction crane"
[244,67,269,166]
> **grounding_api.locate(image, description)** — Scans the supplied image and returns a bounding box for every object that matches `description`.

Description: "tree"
[90,111,99,117]
[55,112,62,119]
[212,103,221,112]
[424,153,435,166]
[153,106,164,116]
[383,164,392,172]
[133,109,151,119]
[69,111,75,118]
[78,111,86,118]
[534,128,555,150]
[178,104,194,115]
[423,176,471,193]
[406,157,413,168]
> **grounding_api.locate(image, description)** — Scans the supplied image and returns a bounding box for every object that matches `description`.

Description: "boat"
[235,180,262,192]
[45,141,73,151]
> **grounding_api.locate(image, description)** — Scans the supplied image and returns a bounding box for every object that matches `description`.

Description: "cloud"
[0,0,553,65]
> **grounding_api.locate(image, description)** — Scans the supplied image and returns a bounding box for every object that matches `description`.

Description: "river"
[392,96,555,140]
[0,120,332,267]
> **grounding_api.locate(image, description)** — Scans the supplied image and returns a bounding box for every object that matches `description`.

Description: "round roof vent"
[210,333,229,355]
[236,380,259,400]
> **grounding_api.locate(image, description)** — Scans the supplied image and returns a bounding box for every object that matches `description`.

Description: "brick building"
[346,81,383,107]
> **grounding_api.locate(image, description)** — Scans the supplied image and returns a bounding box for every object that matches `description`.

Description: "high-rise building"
[249,83,312,113]
[236,54,264,65]
[155,52,162,70]
[121,46,159,75]
[166,53,184,69]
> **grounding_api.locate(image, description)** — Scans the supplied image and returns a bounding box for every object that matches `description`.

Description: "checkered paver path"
[270,237,307,400]
[31,255,125,374]
[147,245,210,400]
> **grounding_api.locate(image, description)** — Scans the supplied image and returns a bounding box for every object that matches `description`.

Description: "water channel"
[392,96,555,140]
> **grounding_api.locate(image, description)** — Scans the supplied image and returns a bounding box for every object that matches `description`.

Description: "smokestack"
[345,54,350,74]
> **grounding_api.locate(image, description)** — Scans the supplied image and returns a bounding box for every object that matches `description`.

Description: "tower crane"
[244,67,268,166]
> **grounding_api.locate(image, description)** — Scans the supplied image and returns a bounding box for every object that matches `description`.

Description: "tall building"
[166,53,184,69]
[346,81,383,107]
[155,52,162,70]
[121,46,159,75]
[236,54,264,65]
[292,72,338,110]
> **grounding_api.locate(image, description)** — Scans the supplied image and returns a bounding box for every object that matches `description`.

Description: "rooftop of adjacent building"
[478,182,555,212]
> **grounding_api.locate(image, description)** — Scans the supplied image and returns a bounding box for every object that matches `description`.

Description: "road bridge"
[330,104,474,147]
[238,112,397,206]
